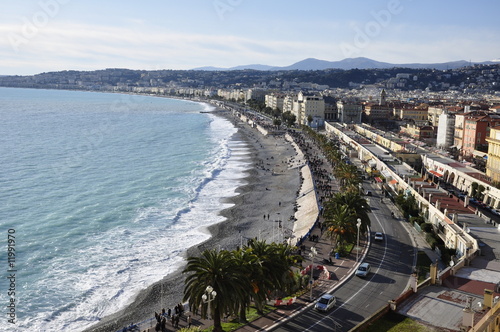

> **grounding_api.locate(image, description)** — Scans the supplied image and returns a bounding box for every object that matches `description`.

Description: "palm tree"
[183,249,248,332]
[334,162,361,190]
[245,240,300,314]
[323,204,357,248]
[231,247,259,322]
[325,192,371,233]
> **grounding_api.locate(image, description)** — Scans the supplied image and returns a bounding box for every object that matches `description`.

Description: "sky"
[1,0,500,75]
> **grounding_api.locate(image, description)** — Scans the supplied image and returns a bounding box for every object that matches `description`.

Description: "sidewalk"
[135,225,366,332]
[233,226,366,332]
[383,197,447,271]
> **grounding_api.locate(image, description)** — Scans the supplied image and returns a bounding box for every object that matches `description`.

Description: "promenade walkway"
[133,130,446,332]
[134,227,367,332]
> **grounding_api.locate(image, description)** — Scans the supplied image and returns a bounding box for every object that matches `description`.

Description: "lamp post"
[201,286,217,320]
[356,218,362,263]
[309,246,317,301]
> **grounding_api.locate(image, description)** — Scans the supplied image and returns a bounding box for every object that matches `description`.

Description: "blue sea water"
[0,88,251,331]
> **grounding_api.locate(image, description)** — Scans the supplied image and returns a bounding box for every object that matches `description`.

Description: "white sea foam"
[0,89,251,332]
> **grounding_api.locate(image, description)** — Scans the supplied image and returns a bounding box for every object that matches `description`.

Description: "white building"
[337,100,362,124]
[265,93,285,111]
[295,92,325,126]
[436,111,456,149]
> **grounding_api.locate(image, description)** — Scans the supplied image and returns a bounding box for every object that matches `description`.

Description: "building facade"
[486,126,500,183]
[436,111,456,149]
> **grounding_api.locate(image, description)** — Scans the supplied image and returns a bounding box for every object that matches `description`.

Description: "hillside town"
[2,63,500,331]
[2,64,500,167]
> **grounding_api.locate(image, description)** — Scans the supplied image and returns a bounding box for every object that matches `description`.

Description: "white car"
[374,232,384,241]
[355,262,371,278]
[315,294,336,312]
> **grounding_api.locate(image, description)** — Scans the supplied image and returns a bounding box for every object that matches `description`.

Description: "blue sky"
[1,0,499,75]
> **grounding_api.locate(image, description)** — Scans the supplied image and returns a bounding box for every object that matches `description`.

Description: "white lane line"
[304,210,389,331]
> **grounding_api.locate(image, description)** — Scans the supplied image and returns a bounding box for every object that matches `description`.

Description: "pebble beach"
[84,105,318,332]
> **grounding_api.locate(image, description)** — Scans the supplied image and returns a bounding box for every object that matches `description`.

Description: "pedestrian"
[187,314,192,328]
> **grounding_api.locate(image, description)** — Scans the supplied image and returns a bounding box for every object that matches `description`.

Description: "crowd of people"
[288,129,338,205]
[152,303,190,331]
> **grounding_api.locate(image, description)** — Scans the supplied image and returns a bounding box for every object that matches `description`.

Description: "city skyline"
[1,0,500,75]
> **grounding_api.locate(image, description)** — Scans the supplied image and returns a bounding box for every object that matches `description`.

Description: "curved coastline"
[84,104,320,332]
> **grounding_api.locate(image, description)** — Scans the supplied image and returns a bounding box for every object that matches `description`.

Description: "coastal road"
[270,181,415,332]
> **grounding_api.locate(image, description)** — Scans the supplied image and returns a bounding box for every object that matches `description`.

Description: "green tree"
[282,111,296,127]
[183,249,248,332]
[325,192,371,233]
[334,162,361,190]
[307,115,313,125]
[323,204,357,248]
[231,247,259,322]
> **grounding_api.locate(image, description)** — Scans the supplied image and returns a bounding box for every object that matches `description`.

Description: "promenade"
[135,227,367,332]
[129,123,448,332]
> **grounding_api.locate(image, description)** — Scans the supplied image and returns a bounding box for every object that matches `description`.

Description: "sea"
[0,87,251,331]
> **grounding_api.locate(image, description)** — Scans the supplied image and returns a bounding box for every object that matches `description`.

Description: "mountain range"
[192,57,498,71]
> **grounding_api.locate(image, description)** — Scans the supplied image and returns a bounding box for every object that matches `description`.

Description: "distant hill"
[192,57,494,71]
[192,64,275,71]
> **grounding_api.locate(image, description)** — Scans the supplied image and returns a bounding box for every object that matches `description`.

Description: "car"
[315,294,336,312]
[374,232,384,241]
[365,190,372,196]
[355,262,371,278]
[492,209,500,216]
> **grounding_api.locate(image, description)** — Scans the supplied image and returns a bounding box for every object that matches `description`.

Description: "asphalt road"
[271,182,415,332]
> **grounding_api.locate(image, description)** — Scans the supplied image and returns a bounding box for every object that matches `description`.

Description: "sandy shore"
[84,108,303,332]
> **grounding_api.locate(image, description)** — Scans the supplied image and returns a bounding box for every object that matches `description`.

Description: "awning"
[381,170,392,179]
[429,170,443,177]
[374,177,383,183]
[389,179,398,185]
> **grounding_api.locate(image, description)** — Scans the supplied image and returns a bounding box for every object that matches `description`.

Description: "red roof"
[429,170,443,177]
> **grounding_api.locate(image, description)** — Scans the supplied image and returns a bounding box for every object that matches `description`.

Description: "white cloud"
[0,19,498,75]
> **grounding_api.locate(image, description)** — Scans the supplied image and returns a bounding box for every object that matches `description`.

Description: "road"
[271,181,415,332]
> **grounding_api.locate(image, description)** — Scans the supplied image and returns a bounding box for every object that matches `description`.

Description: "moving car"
[315,294,336,312]
[374,232,384,241]
[355,262,371,278]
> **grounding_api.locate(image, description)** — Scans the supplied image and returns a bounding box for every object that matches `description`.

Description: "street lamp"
[309,246,317,301]
[356,218,362,263]
[201,286,217,319]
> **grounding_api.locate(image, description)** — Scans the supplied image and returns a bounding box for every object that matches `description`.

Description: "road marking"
[303,200,390,332]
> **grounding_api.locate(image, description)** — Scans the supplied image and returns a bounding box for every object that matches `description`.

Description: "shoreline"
[84,105,306,332]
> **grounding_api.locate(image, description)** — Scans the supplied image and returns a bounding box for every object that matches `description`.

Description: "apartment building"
[337,100,362,124]
[436,111,456,149]
[462,113,500,156]
[486,126,500,183]
[265,93,285,111]
[397,104,429,125]
[296,91,325,126]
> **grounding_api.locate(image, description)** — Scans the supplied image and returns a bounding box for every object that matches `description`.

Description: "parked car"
[355,262,371,278]
[374,232,384,241]
[469,198,478,205]
[315,294,336,312]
